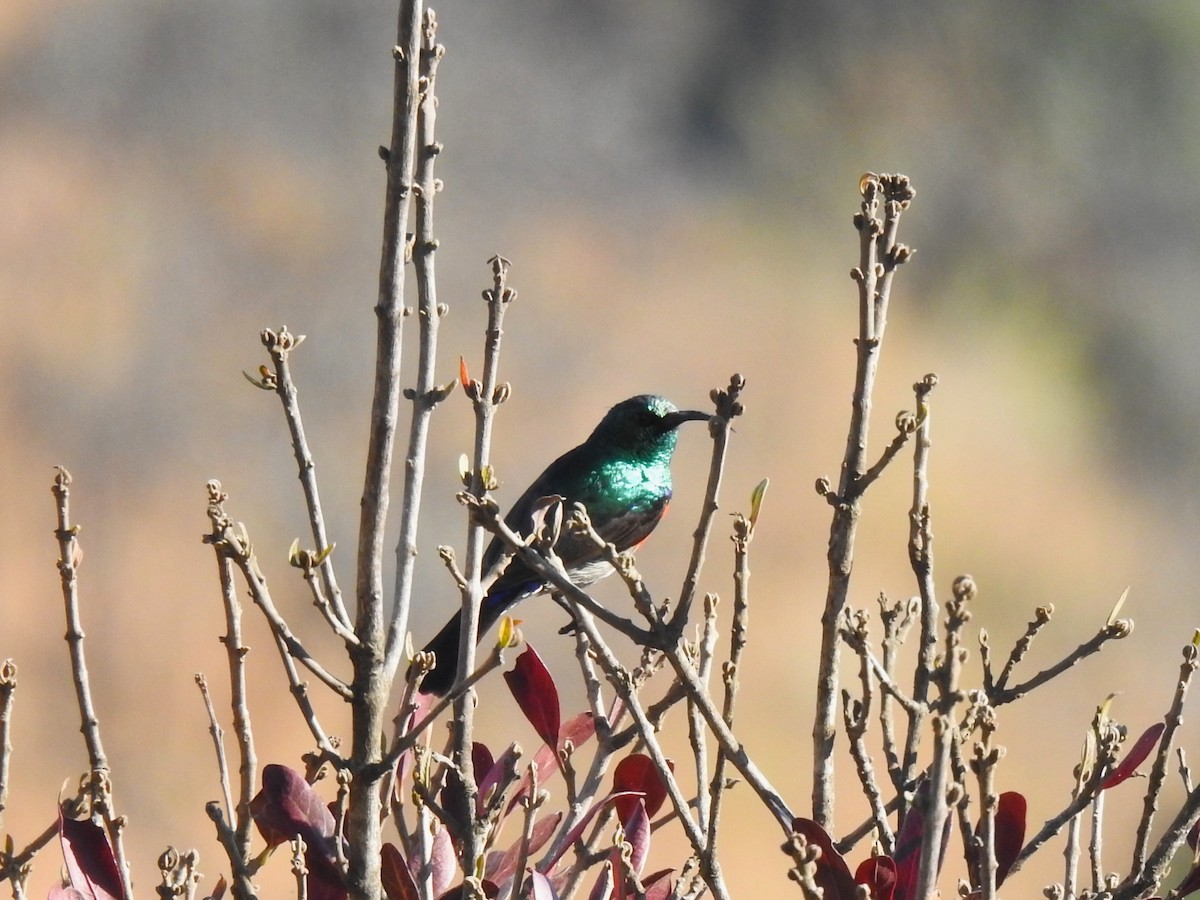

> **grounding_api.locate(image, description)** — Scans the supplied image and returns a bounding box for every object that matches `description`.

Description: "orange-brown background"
[5,2,1200,897]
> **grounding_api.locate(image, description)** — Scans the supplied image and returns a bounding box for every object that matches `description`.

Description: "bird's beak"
[663,409,711,430]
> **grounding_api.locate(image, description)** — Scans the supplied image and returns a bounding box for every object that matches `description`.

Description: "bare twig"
[258,325,353,636]
[813,173,915,829]
[382,8,455,686]
[969,711,1003,900]
[204,481,340,756]
[210,525,258,878]
[195,675,236,835]
[559,600,732,900]
[987,616,1133,707]
[901,375,938,788]
[51,467,135,900]
[689,594,720,834]
[1130,640,1198,877]
[448,255,518,876]
[0,659,15,830]
[670,374,744,632]
[204,482,351,701]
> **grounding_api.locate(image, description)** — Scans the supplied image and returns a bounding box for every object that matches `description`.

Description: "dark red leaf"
[250,764,336,847]
[210,875,228,899]
[892,781,949,900]
[382,843,420,900]
[612,754,670,824]
[1103,723,1166,790]
[854,856,897,900]
[789,818,855,900]
[505,644,561,750]
[472,743,495,790]
[249,764,344,896]
[59,811,122,900]
[479,743,523,815]
[994,791,1026,886]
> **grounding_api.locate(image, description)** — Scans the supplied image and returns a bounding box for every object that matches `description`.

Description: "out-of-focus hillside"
[4,2,1200,897]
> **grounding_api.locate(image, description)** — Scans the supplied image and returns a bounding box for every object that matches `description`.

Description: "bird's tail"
[413,612,464,697]
[414,587,521,696]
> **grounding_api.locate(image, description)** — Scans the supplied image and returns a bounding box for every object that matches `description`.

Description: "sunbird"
[418,394,709,696]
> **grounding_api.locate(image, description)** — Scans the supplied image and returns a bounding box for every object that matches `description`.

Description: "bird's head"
[589,395,710,460]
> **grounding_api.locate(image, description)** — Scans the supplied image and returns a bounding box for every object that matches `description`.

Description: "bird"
[417,394,710,696]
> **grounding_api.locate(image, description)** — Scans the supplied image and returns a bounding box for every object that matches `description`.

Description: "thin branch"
[987,617,1133,707]
[689,594,720,835]
[199,531,258,900]
[258,326,353,634]
[813,173,915,829]
[901,375,938,787]
[1111,782,1200,900]
[707,511,754,861]
[559,601,733,900]
[382,10,455,685]
[670,374,744,631]
[448,255,517,877]
[204,482,341,755]
[194,675,236,834]
[50,467,135,900]
[1130,641,1198,877]
[204,483,352,701]
[0,659,15,831]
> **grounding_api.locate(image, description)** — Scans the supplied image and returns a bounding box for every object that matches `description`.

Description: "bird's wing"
[479,446,586,581]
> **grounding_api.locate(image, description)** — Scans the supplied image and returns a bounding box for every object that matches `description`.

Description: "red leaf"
[382,843,420,900]
[472,743,495,790]
[623,801,651,878]
[543,792,644,872]
[789,818,855,900]
[47,888,89,900]
[854,856,897,900]
[484,811,563,882]
[892,782,949,900]
[642,869,674,900]
[479,743,523,815]
[1103,723,1166,790]
[612,754,670,824]
[426,826,458,899]
[59,811,122,900]
[250,765,336,847]
[994,791,1026,886]
[505,645,562,750]
[249,764,344,896]
[507,712,597,813]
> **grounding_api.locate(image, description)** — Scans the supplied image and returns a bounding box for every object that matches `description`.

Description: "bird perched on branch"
[417,394,710,696]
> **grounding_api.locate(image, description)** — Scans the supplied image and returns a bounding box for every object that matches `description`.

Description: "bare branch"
[813,173,915,829]
[259,325,353,635]
[50,466,135,900]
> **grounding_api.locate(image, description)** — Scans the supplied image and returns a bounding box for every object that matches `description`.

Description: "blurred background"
[5,0,1200,896]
